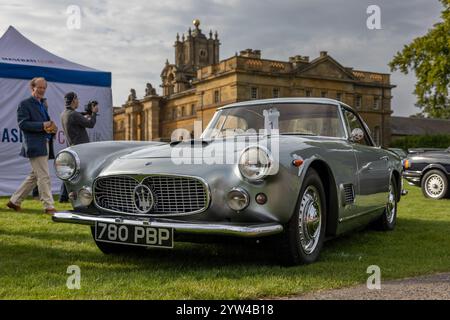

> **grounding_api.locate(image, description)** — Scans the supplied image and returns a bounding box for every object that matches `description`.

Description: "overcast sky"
[0,0,444,116]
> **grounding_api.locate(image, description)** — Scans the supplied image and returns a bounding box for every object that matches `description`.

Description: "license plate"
[94,222,173,248]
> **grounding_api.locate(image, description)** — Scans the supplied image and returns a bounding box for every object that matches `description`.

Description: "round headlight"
[55,150,79,180]
[238,146,273,181]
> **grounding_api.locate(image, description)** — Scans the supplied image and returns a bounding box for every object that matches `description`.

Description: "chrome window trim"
[337,103,350,140]
[93,174,211,217]
[340,105,376,147]
[207,99,347,140]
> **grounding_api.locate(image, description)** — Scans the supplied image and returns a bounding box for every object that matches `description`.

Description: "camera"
[82,100,98,116]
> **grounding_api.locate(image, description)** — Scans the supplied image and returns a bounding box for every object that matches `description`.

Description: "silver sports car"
[53,98,403,265]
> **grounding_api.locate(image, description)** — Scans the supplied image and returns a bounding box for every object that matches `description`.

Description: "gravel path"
[278,273,450,300]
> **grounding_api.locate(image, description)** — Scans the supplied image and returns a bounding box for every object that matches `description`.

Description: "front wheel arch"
[307,160,339,237]
[279,167,327,265]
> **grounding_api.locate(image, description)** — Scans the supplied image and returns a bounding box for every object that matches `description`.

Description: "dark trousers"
[59,182,68,202]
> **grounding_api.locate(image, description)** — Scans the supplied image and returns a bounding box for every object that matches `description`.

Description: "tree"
[389,0,450,119]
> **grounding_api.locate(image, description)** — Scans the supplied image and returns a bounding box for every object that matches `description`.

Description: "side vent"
[340,183,355,206]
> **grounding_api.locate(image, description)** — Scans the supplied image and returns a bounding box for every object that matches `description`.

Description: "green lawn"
[0,181,449,299]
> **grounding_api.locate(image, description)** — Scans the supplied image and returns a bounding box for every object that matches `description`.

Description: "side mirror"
[351,128,364,142]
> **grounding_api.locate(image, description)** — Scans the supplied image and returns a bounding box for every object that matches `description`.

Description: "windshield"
[202,103,345,139]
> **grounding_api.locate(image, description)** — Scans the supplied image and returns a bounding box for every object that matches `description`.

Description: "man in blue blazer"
[7,77,58,214]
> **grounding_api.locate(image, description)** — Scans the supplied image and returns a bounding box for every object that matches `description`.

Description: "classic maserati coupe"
[53,98,403,265]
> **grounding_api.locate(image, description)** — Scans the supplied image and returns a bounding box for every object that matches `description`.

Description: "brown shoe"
[7,201,21,212]
[44,208,56,215]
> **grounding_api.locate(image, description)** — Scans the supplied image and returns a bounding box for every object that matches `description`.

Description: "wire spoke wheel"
[298,185,322,255]
[386,180,396,224]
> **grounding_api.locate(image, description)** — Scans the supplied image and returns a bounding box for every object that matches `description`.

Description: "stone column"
[146,109,152,140]
[124,102,143,141]
[142,109,146,141]
[143,96,161,141]
[124,113,131,140]
[129,113,135,140]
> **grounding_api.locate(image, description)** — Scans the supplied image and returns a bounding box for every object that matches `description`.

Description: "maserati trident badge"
[133,184,154,213]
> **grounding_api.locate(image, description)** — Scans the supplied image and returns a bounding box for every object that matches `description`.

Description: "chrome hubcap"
[386,181,396,224]
[298,186,321,255]
[425,174,445,198]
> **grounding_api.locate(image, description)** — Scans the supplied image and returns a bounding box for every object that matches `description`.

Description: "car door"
[341,107,390,214]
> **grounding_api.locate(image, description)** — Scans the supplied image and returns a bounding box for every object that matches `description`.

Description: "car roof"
[218,97,356,112]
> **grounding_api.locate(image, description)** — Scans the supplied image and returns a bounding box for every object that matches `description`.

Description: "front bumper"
[52,211,284,238]
[403,170,422,185]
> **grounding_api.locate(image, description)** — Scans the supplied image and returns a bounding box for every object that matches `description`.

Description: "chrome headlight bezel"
[238,146,274,182]
[54,150,80,181]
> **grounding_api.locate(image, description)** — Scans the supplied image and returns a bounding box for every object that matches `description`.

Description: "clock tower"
[161,20,220,95]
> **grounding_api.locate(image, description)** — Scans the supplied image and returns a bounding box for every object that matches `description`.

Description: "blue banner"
[0,62,111,87]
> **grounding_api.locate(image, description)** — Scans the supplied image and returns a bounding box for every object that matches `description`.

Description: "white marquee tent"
[0,26,113,196]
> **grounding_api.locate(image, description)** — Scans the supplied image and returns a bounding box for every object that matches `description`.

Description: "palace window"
[321,91,327,98]
[214,90,220,104]
[251,87,258,100]
[305,90,312,97]
[191,104,196,115]
[181,106,186,117]
[355,95,362,109]
[273,88,280,98]
[336,93,342,101]
[373,97,380,110]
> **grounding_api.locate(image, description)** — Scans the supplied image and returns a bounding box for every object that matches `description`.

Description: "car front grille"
[93,175,209,216]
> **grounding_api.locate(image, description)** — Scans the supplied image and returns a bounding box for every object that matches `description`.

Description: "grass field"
[0,181,449,299]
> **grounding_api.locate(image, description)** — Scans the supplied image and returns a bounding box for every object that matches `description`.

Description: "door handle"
[380,156,389,161]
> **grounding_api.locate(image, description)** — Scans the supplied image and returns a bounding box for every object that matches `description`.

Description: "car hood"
[98,135,355,177]
[119,142,174,159]
[119,140,223,159]
[118,135,320,160]
[410,151,450,159]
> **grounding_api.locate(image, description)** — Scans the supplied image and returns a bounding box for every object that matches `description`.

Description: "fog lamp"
[227,187,250,212]
[78,187,93,207]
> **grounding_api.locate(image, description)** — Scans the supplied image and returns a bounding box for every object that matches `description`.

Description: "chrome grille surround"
[93,174,210,217]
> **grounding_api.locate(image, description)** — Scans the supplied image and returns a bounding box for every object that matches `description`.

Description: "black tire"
[421,170,449,200]
[90,227,146,255]
[279,168,326,266]
[374,175,398,231]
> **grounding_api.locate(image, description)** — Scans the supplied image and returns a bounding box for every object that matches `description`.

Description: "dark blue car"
[403,147,450,199]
